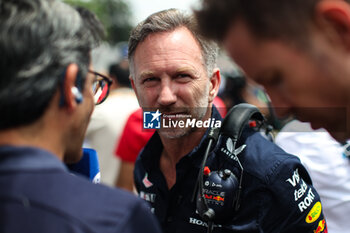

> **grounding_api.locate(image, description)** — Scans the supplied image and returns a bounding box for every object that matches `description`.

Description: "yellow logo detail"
[306,201,322,223]
[313,219,326,233]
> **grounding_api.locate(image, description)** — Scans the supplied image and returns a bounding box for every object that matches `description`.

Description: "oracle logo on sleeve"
[286,168,316,213]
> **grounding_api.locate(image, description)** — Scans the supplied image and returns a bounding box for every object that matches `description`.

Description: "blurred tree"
[65,0,133,44]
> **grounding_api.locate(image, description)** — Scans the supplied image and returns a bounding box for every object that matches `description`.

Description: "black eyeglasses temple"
[88,70,113,85]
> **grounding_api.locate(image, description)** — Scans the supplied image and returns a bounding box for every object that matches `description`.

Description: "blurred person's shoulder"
[43,171,157,233]
[0,152,157,233]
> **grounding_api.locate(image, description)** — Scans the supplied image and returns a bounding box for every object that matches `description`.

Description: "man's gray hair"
[0,0,104,129]
[128,8,218,78]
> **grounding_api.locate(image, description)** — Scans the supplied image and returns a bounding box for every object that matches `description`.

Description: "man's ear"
[208,68,221,103]
[63,63,80,111]
[130,75,139,98]
[317,0,350,50]
[130,75,142,108]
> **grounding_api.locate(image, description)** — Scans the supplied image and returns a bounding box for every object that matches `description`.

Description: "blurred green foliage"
[65,0,133,44]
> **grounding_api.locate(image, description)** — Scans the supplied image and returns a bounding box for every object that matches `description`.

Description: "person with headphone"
[129,8,327,233]
[0,1,162,233]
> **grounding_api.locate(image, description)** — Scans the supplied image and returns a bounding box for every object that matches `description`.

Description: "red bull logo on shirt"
[313,219,327,233]
[204,194,225,202]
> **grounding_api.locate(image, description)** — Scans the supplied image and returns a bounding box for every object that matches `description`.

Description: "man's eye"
[179,73,189,77]
[176,74,191,82]
[142,77,160,86]
[143,77,157,83]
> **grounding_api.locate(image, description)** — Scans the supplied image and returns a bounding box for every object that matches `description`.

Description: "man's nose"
[157,81,177,106]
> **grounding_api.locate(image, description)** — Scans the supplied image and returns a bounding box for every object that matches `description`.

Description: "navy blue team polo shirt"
[134,106,327,233]
[0,145,162,233]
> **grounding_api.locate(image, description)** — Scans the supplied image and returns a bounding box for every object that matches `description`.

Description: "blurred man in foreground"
[0,1,161,232]
[196,0,350,143]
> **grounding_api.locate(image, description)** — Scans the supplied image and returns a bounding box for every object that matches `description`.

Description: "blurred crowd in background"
[5,1,347,232]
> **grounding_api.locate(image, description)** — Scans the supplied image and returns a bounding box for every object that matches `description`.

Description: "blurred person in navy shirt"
[0,1,162,233]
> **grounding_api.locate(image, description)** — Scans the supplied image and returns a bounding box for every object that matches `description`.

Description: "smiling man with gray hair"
[129,8,326,233]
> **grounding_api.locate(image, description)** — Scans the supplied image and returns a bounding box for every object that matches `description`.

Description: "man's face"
[64,67,95,163]
[131,27,213,139]
[223,21,350,141]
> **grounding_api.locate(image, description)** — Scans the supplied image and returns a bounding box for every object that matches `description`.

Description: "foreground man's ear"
[63,63,80,111]
[317,0,350,51]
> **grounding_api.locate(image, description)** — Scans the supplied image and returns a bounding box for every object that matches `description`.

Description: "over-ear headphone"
[71,86,83,104]
[194,103,267,232]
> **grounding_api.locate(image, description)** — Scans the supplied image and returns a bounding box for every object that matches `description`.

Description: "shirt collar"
[0,145,68,172]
